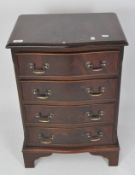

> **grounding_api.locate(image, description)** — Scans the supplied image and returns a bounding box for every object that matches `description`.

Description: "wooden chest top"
[6,13,128,49]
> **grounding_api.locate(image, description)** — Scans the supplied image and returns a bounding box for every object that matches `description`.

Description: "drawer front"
[16,51,120,78]
[24,103,115,124]
[26,126,114,147]
[21,79,118,103]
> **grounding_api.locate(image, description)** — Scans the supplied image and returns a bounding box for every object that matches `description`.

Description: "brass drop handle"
[29,62,49,75]
[86,131,103,142]
[35,113,54,123]
[86,86,105,97]
[38,133,54,144]
[90,136,101,142]
[85,60,107,72]
[86,110,104,121]
[33,89,52,100]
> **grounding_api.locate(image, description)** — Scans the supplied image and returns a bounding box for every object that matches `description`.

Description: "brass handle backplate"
[38,133,54,144]
[85,60,107,72]
[33,89,52,100]
[86,86,105,97]
[86,110,104,121]
[86,131,103,142]
[29,62,49,75]
[35,112,54,123]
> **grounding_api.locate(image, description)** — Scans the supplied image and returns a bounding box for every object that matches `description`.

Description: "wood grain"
[6,13,127,167]
[23,103,115,125]
[16,51,120,78]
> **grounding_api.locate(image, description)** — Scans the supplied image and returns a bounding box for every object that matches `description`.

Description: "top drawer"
[16,51,120,79]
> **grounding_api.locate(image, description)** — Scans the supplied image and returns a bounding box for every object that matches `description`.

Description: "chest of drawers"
[6,13,128,167]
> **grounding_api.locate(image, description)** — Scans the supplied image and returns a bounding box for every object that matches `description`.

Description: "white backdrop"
[0,0,135,174]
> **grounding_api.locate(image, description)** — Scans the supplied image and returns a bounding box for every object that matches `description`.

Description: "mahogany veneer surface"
[6,13,128,167]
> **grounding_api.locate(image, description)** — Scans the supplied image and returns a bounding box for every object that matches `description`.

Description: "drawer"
[20,79,118,103]
[16,51,120,79]
[24,103,115,125]
[26,126,114,147]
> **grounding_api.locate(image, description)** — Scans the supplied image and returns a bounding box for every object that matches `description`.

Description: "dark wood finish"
[6,13,128,48]
[23,150,52,168]
[21,79,118,103]
[23,103,115,125]
[26,126,114,147]
[11,45,123,54]
[6,13,128,168]
[22,143,119,167]
[16,51,120,79]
